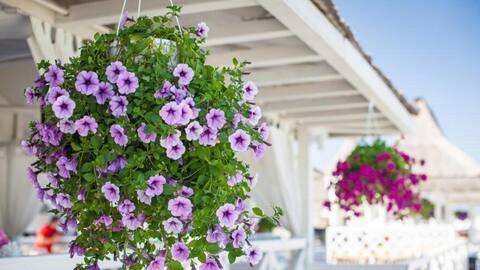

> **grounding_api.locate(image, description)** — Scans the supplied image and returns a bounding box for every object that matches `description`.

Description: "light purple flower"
[185,121,202,141]
[252,142,267,161]
[196,22,210,38]
[246,174,258,188]
[117,71,139,94]
[56,193,72,208]
[199,126,218,146]
[159,101,181,125]
[21,140,34,156]
[177,100,193,125]
[207,226,226,243]
[200,258,220,270]
[168,196,192,218]
[163,217,183,234]
[232,113,244,128]
[110,124,128,147]
[75,116,98,136]
[118,199,135,214]
[122,213,141,230]
[229,129,251,152]
[47,173,59,188]
[179,186,193,197]
[52,96,76,119]
[106,61,127,83]
[56,156,77,179]
[137,123,157,143]
[228,171,243,187]
[258,122,269,140]
[206,108,226,130]
[154,81,172,99]
[94,215,113,228]
[119,11,129,29]
[235,198,247,213]
[45,65,64,87]
[146,175,166,197]
[102,182,120,203]
[160,130,181,148]
[27,167,39,188]
[174,64,194,86]
[216,203,238,228]
[77,190,86,201]
[58,119,76,134]
[166,141,185,160]
[147,254,164,270]
[243,81,258,101]
[246,246,262,265]
[66,219,78,232]
[137,190,152,205]
[171,241,189,262]
[248,106,262,126]
[75,71,100,95]
[107,157,127,173]
[109,95,128,117]
[24,87,35,105]
[47,86,69,104]
[94,82,114,104]
[232,227,246,248]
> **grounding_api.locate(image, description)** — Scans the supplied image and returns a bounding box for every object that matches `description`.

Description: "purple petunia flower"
[77,190,86,201]
[246,246,263,265]
[122,213,141,230]
[247,106,262,126]
[137,190,152,205]
[163,217,183,234]
[109,95,128,117]
[117,71,139,94]
[106,61,127,83]
[258,122,269,140]
[216,203,238,228]
[229,129,251,152]
[147,254,165,270]
[137,123,157,143]
[94,82,114,104]
[185,121,202,141]
[27,167,39,188]
[154,81,173,99]
[206,108,226,130]
[47,172,59,188]
[58,119,76,134]
[243,81,258,101]
[199,126,218,146]
[235,197,247,213]
[118,199,135,214]
[159,101,181,125]
[252,142,267,161]
[232,113,244,128]
[107,156,127,173]
[184,97,199,119]
[178,186,193,197]
[110,124,128,146]
[246,174,258,188]
[168,197,192,218]
[196,22,210,38]
[171,241,189,262]
[177,100,193,125]
[47,86,69,104]
[166,141,185,160]
[173,64,194,86]
[227,171,243,187]
[69,243,85,258]
[94,215,113,228]
[52,96,76,119]
[160,130,181,148]
[56,193,72,208]
[102,182,120,203]
[75,116,98,136]
[206,225,226,243]
[232,227,246,248]
[56,156,77,179]
[21,140,34,156]
[146,175,166,197]
[200,258,220,270]
[75,71,100,95]
[45,65,64,87]
[24,87,35,105]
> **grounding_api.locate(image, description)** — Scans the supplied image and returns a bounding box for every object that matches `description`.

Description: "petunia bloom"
[229,129,251,152]
[199,126,218,146]
[196,22,210,38]
[109,95,128,117]
[243,81,258,101]
[106,61,127,83]
[102,182,120,203]
[227,171,243,187]
[58,119,76,134]
[110,124,128,147]
[206,108,226,130]
[94,215,113,228]
[56,156,77,179]
[163,217,183,234]
[118,199,135,214]
[258,122,269,140]
[146,175,166,197]
[166,141,185,160]
[200,258,220,270]
[137,123,157,143]
[52,96,76,119]
[246,174,258,188]
[45,65,64,87]
[247,106,262,126]
[75,116,98,136]
[171,241,189,262]
[206,226,226,243]
[252,142,267,161]
[94,82,114,104]
[232,227,246,248]
[56,193,72,208]
[75,71,100,95]
[160,130,181,148]
[246,246,262,265]
[185,121,202,141]
[137,190,152,205]
[24,87,35,105]
[122,214,141,230]
[168,197,192,218]
[216,203,238,228]
[47,86,69,104]
[159,101,181,125]
[146,254,164,270]
[117,71,139,94]
[173,64,194,86]
[177,100,193,125]
[154,81,172,99]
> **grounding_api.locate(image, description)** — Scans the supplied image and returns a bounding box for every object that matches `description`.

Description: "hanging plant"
[324,139,427,217]
[22,7,281,270]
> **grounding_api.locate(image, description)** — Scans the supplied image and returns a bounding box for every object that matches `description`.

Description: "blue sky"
[333,0,480,161]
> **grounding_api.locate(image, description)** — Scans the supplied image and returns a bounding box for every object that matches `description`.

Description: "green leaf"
[252,207,264,216]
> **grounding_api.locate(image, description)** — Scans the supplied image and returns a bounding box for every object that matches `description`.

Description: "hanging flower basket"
[22,8,281,270]
[324,139,427,217]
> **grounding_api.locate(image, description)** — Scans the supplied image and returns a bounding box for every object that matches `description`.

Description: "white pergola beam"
[262,95,366,113]
[250,62,342,87]
[207,45,322,68]
[295,112,384,124]
[257,0,415,133]
[257,80,355,102]
[57,0,259,28]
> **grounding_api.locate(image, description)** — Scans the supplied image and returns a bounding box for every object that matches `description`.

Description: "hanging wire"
[365,100,374,137]
[116,0,128,35]
[168,0,183,34]
[137,0,142,18]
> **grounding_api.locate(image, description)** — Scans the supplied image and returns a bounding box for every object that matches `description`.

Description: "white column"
[297,125,315,269]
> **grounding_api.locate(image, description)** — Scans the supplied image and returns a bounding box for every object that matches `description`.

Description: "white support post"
[297,125,315,269]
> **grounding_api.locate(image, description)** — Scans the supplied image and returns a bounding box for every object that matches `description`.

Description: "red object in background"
[34,224,58,253]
